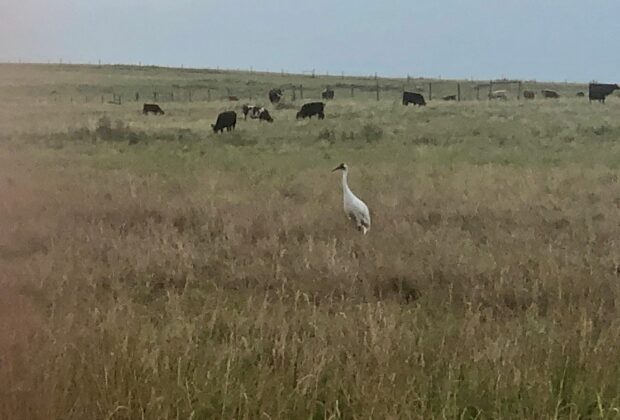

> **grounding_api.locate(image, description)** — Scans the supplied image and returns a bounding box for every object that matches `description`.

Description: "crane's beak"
[331,167,340,172]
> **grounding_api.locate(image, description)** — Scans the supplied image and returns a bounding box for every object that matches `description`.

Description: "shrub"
[593,124,611,136]
[95,115,112,139]
[341,131,355,142]
[94,116,145,144]
[410,135,438,145]
[360,123,383,143]
[317,128,336,143]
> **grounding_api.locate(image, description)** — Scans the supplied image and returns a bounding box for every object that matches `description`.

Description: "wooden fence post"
[170,92,174,102]
[476,86,480,100]
[101,95,104,104]
[300,84,303,99]
[488,81,493,99]
[135,92,139,102]
[375,76,380,101]
[517,81,522,100]
[428,82,432,101]
[207,88,211,101]
[457,83,461,102]
[188,89,192,102]
[351,86,354,98]
[153,91,158,102]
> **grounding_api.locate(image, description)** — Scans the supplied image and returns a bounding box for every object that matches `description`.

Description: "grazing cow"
[296,102,325,120]
[322,88,335,100]
[489,90,508,100]
[228,96,239,101]
[211,111,237,133]
[143,103,164,115]
[588,83,620,103]
[541,89,559,98]
[576,92,585,97]
[242,105,273,122]
[269,89,283,104]
[402,91,426,106]
[258,108,273,122]
[443,95,457,101]
[523,90,535,99]
[242,104,262,120]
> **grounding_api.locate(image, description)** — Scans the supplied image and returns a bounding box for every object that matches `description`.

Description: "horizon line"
[0,59,596,86]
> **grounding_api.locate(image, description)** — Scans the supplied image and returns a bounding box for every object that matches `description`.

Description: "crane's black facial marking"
[332,163,346,172]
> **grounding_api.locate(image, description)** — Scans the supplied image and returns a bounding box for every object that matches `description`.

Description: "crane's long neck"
[341,169,352,195]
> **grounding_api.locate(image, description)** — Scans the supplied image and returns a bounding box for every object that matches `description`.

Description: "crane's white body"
[337,165,371,234]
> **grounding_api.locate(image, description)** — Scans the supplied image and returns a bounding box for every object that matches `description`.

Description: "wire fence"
[18,63,587,106]
[41,81,590,106]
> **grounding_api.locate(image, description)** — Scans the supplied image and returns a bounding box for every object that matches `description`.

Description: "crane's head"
[332,163,347,172]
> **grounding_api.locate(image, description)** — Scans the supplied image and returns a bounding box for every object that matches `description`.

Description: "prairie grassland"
[2,64,620,419]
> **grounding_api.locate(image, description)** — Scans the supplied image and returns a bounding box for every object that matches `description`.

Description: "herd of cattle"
[142,83,620,133]
[405,83,619,104]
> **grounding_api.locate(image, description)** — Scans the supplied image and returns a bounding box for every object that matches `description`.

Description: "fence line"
[36,79,589,105]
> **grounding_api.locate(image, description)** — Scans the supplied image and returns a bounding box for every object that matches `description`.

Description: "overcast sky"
[1,0,618,82]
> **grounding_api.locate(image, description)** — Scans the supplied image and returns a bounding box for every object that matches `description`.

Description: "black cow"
[589,83,620,103]
[402,91,426,106]
[322,88,335,100]
[212,111,237,133]
[523,90,535,99]
[143,103,164,115]
[541,89,559,99]
[242,104,261,120]
[296,102,325,120]
[443,95,456,101]
[259,108,273,122]
[269,89,283,104]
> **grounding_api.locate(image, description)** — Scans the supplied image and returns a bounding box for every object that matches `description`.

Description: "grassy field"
[2,64,620,419]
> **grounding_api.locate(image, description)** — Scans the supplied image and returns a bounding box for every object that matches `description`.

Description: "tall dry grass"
[2,64,620,418]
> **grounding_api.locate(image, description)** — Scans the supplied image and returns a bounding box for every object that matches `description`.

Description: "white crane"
[332,163,371,234]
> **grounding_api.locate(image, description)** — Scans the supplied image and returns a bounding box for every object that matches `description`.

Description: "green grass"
[2,64,620,419]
